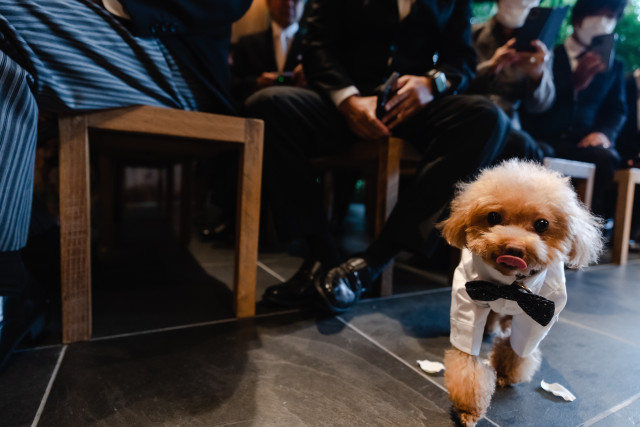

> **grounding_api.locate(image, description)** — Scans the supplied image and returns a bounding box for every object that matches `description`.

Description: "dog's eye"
[488,212,502,226]
[534,219,549,233]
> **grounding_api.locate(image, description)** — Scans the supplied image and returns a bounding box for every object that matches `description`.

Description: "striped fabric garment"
[0,0,208,251]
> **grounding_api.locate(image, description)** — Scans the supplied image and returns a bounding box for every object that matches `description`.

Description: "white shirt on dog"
[449,248,567,358]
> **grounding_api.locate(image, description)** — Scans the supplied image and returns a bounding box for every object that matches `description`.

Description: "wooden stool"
[58,106,263,343]
[543,157,596,209]
[612,168,640,265]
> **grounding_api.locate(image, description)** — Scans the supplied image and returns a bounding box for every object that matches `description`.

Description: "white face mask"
[574,16,617,45]
[496,0,540,29]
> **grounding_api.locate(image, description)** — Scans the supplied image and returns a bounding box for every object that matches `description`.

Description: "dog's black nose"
[505,246,524,258]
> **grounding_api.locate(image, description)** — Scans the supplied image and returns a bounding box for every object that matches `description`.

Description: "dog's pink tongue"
[496,255,527,270]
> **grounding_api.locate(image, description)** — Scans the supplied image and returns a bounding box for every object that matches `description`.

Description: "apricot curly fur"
[490,336,542,387]
[444,348,496,426]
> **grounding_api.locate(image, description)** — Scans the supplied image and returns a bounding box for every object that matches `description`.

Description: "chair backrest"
[543,157,595,209]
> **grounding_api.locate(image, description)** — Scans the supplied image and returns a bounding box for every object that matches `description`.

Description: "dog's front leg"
[490,336,542,386]
[444,347,496,426]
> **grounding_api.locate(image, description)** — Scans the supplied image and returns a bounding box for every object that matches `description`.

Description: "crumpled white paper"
[540,380,576,401]
[417,359,445,374]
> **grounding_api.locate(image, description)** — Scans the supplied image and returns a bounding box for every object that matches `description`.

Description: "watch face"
[434,73,447,93]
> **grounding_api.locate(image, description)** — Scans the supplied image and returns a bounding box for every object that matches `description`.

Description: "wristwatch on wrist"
[427,69,448,98]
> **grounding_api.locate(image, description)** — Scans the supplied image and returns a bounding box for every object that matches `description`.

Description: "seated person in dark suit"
[0,0,251,372]
[231,0,306,103]
[520,0,628,219]
[471,0,555,161]
[247,0,510,313]
[198,0,307,244]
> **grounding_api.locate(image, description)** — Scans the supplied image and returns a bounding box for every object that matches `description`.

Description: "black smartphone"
[589,33,617,72]
[376,72,400,119]
[514,6,568,52]
[276,71,294,85]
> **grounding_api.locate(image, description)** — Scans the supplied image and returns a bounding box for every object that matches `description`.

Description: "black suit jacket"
[119,0,253,114]
[302,0,476,99]
[521,45,627,148]
[231,27,304,103]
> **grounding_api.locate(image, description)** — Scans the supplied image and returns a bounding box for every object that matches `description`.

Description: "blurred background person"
[471,0,556,161]
[521,0,628,221]
[231,0,307,104]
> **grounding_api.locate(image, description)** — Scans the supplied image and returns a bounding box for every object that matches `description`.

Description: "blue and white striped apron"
[0,0,209,251]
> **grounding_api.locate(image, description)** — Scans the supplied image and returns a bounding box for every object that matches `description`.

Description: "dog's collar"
[515,268,541,281]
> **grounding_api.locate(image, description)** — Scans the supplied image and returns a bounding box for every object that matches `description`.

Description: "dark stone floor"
[2,205,639,426]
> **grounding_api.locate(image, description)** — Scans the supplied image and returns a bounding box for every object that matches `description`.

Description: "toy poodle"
[437,159,603,426]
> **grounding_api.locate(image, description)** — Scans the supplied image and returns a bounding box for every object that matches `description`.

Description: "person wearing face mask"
[470,0,555,162]
[520,0,628,220]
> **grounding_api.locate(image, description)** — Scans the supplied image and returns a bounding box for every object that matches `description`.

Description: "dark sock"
[307,234,342,269]
[361,238,402,280]
[0,251,29,296]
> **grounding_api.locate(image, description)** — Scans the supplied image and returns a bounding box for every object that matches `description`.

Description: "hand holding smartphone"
[588,34,617,72]
[514,6,568,52]
[376,72,400,119]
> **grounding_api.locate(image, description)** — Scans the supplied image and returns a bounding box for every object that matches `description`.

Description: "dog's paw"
[491,337,542,386]
[458,410,481,427]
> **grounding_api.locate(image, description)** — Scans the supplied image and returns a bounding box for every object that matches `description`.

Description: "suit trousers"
[246,86,509,265]
[0,0,207,251]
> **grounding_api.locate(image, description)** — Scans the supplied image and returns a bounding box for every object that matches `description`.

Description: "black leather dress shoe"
[0,292,48,372]
[316,257,371,314]
[262,260,323,306]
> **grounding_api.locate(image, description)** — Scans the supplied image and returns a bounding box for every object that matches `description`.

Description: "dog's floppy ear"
[437,186,471,249]
[566,199,605,268]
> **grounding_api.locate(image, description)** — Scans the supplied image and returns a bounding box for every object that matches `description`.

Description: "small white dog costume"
[450,248,567,358]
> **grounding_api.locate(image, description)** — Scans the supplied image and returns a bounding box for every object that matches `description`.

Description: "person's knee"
[450,95,510,155]
[590,147,621,173]
[457,95,510,138]
[244,86,299,119]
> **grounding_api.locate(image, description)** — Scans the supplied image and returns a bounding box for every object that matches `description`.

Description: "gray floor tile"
[562,262,640,344]
[37,314,452,426]
[486,319,640,426]
[0,346,63,427]
[588,394,640,426]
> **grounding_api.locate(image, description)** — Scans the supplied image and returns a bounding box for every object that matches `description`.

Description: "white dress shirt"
[564,35,586,73]
[449,248,567,358]
[272,21,299,73]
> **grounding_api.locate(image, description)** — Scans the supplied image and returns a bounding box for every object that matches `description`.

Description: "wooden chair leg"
[166,164,174,223]
[180,160,193,245]
[232,120,263,317]
[98,153,115,255]
[58,115,93,343]
[372,137,402,296]
[612,169,636,265]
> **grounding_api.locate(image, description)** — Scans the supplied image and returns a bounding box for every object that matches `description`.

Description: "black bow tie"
[465,280,555,327]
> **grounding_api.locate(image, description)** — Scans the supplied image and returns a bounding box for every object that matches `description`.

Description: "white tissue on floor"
[540,380,576,401]
[417,359,445,374]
